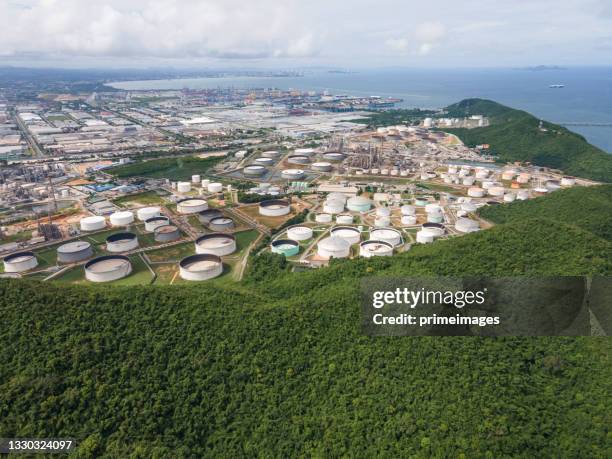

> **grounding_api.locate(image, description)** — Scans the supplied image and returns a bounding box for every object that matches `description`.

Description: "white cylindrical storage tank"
[462,176,475,186]
[195,233,236,256]
[487,186,505,197]
[177,198,208,214]
[336,214,354,224]
[287,226,313,241]
[374,216,391,227]
[255,157,274,166]
[202,179,211,188]
[427,212,444,223]
[416,230,434,244]
[323,152,345,162]
[177,181,191,193]
[561,176,576,187]
[57,241,93,263]
[503,193,516,203]
[324,199,344,214]
[346,196,372,212]
[261,150,280,158]
[501,171,516,181]
[84,255,132,282]
[259,199,291,216]
[137,206,161,221]
[106,232,138,252]
[208,216,235,232]
[192,174,201,184]
[317,236,350,260]
[294,148,315,156]
[287,155,311,165]
[80,216,106,231]
[179,254,223,281]
[243,165,267,177]
[198,209,223,224]
[425,204,441,214]
[475,169,489,179]
[546,180,561,191]
[360,240,394,257]
[401,215,417,225]
[468,187,485,198]
[376,207,391,218]
[207,182,223,193]
[154,224,181,242]
[110,211,135,227]
[281,169,305,180]
[517,190,530,200]
[370,228,402,247]
[422,223,445,238]
[145,216,170,232]
[311,162,332,172]
[400,205,416,216]
[315,213,332,223]
[455,218,480,233]
[331,226,361,245]
[3,251,38,273]
[461,202,478,213]
[327,192,347,204]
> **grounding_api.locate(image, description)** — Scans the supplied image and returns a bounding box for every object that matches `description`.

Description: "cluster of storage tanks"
[80,206,164,232]
[172,178,224,195]
[315,225,404,260]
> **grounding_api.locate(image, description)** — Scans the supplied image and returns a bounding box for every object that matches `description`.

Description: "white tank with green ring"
[271,239,300,257]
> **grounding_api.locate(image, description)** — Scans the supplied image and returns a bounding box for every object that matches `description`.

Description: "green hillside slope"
[444,99,612,182]
[1,211,610,457]
[478,184,612,241]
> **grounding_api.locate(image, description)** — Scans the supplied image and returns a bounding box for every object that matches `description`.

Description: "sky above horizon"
[0,0,611,69]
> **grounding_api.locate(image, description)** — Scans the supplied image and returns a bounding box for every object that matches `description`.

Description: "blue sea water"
[109,67,612,152]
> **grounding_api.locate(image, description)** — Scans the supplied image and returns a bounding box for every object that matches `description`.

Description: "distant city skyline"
[0,0,611,69]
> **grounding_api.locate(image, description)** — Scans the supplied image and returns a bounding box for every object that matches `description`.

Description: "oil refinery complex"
[0,83,597,285]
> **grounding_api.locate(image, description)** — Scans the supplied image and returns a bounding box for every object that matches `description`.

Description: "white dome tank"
[80,215,106,231]
[455,218,480,233]
[287,226,313,241]
[317,236,350,260]
[370,228,402,246]
[109,211,134,227]
[315,213,332,223]
[137,206,161,221]
[401,215,417,225]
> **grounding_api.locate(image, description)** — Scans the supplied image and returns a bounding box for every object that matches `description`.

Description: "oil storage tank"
[195,233,236,256]
[311,162,332,172]
[281,169,305,180]
[110,211,135,226]
[209,216,234,231]
[179,254,223,281]
[85,255,132,282]
[80,215,106,232]
[455,217,480,233]
[259,199,290,216]
[3,251,38,273]
[197,208,223,224]
[57,241,93,263]
[287,226,313,241]
[315,213,332,223]
[346,196,372,212]
[271,239,300,257]
[137,206,161,221]
[106,232,139,252]
[360,240,394,257]
[145,216,170,232]
[243,165,268,177]
[177,198,208,214]
[331,226,361,245]
[154,224,181,242]
[317,236,350,260]
[287,155,311,165]
[370,228,402,246]
[324,199,344,214]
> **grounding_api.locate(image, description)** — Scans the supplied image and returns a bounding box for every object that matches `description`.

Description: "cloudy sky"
[0,0,611,68]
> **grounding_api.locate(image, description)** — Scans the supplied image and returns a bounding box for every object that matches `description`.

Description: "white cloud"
[0,0,610,66]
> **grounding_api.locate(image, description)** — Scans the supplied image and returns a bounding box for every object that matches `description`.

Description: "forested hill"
[1,186,611,456]
[444,98,612,182]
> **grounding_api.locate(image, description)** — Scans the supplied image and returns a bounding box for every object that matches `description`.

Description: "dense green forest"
[443,99,612,182]
[107,156,222,180]
[478,184,612,242]
[1,187,611,457]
